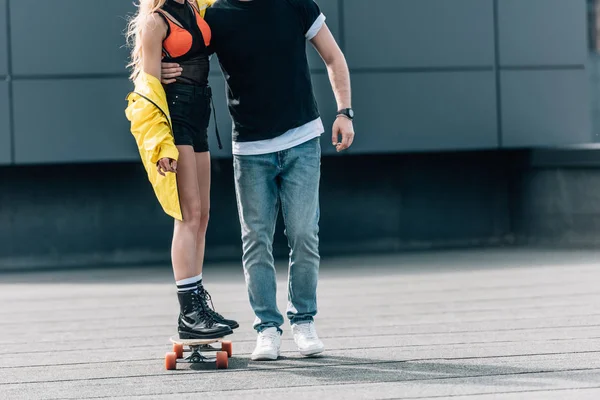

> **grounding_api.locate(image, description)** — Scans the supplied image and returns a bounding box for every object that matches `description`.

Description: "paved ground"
[1,249,600,399]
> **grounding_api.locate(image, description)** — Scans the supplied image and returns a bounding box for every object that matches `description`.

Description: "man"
[162,0,354,361]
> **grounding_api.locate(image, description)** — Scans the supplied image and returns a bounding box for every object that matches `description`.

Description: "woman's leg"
[173,146,232,339]
[194,152,240,329]
[193,151,211,276]
[171,145,202,281]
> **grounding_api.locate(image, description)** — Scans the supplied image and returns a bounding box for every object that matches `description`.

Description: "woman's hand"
[157,158,178,176]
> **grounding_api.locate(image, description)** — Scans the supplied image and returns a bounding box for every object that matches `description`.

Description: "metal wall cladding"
[1,0,593,163]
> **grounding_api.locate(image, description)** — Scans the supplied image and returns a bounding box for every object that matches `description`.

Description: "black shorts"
[165,83,212,153]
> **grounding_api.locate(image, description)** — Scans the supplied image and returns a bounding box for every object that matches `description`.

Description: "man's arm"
[310,24,354,152]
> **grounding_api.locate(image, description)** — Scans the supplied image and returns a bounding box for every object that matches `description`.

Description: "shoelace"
[295,324,318,340]
[190,291,217,326]
[258,330,280,348]
[199,288,226,320]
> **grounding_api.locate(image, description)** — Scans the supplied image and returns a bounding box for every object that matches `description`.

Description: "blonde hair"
[126,0,167,81]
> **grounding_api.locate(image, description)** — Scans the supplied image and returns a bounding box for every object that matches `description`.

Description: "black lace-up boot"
[197,283,240,330]
[177,290,233,339]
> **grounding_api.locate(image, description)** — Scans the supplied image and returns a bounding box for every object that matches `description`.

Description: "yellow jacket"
[125,72,182,221]
[124,1,215,221]
[196,0,215,16]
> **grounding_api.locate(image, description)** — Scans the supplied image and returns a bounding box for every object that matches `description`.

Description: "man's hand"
[161,62,182,84]
[157,158,178,176]
[332,116,355,152]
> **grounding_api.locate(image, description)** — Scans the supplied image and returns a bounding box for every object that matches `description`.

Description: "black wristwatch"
[337,108,354,120]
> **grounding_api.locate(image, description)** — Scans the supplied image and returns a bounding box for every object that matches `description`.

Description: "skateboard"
[165,336,232,370]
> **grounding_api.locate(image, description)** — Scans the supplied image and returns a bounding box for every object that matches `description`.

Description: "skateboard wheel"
[173,343,184,359]
[165,352,178,370]
[216,351,228,369]
[221,341,233,358]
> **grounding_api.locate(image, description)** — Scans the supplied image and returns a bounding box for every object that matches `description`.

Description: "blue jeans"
[233,137,321,332]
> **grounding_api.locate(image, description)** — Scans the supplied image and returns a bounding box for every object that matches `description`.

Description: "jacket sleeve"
[125,94,179,165]
[196,0,215,17]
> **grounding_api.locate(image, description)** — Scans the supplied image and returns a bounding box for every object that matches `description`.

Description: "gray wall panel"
[502,70,591,147]
[210,55,221,74]
[344,0,495,69]
[498,0,587,66]
[0,82,10,164]
[3,0,592,164]
[351,72,498,153]
[13,79,137,164]
[0,152,516,269]
[307,0,340,70]
[0,0,7,76]
[11,0,134,75]
[206,74,233,158]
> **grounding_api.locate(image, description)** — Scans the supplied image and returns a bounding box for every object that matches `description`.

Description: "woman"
[125,0,237,339]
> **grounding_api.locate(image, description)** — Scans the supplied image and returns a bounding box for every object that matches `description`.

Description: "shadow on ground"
[175,353,600,391]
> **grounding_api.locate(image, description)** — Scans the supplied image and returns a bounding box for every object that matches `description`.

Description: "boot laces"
[191,291,217,325]
[199,287,225,320]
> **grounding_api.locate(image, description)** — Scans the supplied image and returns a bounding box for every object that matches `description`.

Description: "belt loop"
[209,88,223,150]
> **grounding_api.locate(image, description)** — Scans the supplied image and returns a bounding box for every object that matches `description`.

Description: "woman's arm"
[140,15,177,175]
[141,14,167,81]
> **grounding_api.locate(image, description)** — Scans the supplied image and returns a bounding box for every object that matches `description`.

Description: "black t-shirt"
[205,0,322,142]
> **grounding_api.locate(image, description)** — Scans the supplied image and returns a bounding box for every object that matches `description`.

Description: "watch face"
[348,109,354,118]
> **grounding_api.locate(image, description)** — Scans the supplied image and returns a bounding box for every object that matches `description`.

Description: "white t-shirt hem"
[232,118,324,156]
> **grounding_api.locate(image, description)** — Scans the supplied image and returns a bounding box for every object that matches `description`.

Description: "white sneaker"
[292,322,325,357]
[251,327,281,361]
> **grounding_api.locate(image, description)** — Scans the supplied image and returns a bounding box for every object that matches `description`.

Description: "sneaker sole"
[299,347,325,357]
[250,353,279,361]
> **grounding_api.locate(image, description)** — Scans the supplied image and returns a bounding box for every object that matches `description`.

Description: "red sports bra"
[156,1,211,60]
